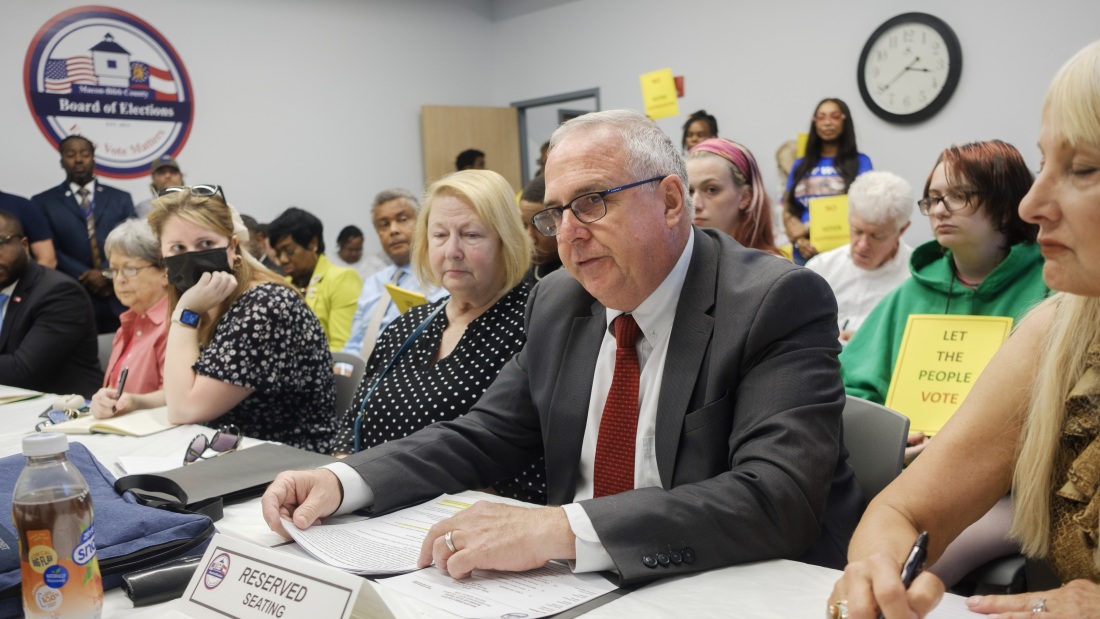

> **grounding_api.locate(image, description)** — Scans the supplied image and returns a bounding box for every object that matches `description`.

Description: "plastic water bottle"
[12,434,102,618]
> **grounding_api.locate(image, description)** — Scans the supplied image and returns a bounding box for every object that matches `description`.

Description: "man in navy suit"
[32,135,136,333]
[0,209,102,397]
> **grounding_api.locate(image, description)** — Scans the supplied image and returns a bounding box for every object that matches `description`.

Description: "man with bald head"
[264,110,860,585]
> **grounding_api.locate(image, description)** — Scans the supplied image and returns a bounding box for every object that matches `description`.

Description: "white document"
[116,455,178,475]
[378,561,617,619]
[282,492,508,575]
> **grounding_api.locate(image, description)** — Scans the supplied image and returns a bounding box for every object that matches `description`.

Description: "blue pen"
[878,531,928,619]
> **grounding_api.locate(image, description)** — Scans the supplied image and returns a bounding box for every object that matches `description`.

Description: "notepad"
[0,385,41,405]
[49,406,176,437]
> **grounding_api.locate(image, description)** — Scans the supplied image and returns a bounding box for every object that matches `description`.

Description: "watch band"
[177,308,200,328]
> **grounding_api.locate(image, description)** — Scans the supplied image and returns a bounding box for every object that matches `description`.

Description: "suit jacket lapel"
[58,182,85,225]
[654,228,717,488]
[544,300,605,505]
[0,266,39,352]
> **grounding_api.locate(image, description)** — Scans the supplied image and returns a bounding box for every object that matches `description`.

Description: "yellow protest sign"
[384,283,429,314]
[808,194,849,253]
[639,68,680,120]
[796,132,808,159]
[885,314,1014,435]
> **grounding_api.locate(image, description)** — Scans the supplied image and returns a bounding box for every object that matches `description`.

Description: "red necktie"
[593,314,641,498]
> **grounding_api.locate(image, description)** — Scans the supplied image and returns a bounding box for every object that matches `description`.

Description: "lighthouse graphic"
[44,32,177,99]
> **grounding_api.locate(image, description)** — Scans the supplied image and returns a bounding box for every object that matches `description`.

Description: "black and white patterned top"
[194,283,336,454]
[334,282,547,504]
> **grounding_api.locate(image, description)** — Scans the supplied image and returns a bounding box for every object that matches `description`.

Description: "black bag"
[0,442,214,618]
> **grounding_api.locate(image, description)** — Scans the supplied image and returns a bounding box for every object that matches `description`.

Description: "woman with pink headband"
[687,138,781,256]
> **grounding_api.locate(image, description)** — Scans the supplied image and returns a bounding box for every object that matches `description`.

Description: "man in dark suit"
[32,135,136,333]
[0,209,102,397]
[263,110,861,585]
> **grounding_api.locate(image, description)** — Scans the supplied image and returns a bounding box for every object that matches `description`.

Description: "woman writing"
[148,186,336,453]
[829,40,1100,618]
[783,98,872,265]
[333,170,543,503]
[687,138,781,256]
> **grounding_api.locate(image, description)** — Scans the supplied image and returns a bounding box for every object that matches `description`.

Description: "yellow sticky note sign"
[885,315,1014,435]
[639,68,680,121]
[796,133,809,159]
[808,194,849,253]
[384,283,428,314]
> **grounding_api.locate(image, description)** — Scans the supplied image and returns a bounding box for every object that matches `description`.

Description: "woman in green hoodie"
[840,140,1049,407]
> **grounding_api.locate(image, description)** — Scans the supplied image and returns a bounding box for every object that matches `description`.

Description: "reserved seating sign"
[885,314,1014,435]
[808,194,850,253]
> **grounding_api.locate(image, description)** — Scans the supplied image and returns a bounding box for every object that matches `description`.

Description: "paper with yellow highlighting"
[885,315,1014,435]
[639,68,679,120]
[808,194,850,253]
[384,284,428,314]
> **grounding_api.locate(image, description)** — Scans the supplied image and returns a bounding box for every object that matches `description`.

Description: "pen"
[113,367,129,414]
[841,318,850,331]
[878,531,928,619]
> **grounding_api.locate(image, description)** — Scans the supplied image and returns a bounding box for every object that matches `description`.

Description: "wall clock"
[857,13,962,124]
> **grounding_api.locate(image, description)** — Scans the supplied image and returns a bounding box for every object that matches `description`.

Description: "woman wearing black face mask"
[147,187,336,454]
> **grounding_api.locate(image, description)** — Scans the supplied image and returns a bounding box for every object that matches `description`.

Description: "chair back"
[97,332,116,373]
[331,351,366,419]
[842,395,910,502]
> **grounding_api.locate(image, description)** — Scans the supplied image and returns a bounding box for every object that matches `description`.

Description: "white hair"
[847,171,913,230]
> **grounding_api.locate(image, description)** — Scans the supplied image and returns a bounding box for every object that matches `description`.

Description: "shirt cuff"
[323,462,375,515]
[561,502,615,573]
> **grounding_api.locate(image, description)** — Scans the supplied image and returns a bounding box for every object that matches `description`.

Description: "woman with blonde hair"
[148,186,335,453]
[829,40,1100,618]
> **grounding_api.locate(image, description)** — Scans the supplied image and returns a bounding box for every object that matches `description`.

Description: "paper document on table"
[378,561,617,619]
[0,385,41,405]
[282,491,520,576]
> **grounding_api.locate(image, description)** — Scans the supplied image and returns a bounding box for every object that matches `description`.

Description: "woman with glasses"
[333,170,543,503]
[687,138,781,256]
[88,219,169,418]
[830,41,1100,618]
[147,186,336,454]
[783,98,873,265]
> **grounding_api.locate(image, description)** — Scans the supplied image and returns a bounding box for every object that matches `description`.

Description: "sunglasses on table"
[183,425,242,465]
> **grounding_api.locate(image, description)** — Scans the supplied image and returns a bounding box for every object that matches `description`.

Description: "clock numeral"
[903,95,911,109]
[919,90,928,103]
[876,49,888,62]
[937,58,946,70]
[889,34,898,49]
[871,66,880,78]
[932,77,939,89]
[903,29,915,43]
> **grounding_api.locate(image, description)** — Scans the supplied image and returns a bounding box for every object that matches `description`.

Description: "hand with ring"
[827,599,848,619]
[964,580,1100,617]
[828,551,944,618]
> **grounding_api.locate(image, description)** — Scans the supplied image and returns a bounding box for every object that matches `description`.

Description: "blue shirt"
[785,153,874,222]
[342,264,448,356]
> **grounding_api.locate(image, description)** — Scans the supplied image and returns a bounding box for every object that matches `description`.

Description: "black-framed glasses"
[183,425,241,465]
[917,190,982,215]
[158,184,227,203]
[0,234,24,249]
[531,176,666,237]
[102,264,158,280]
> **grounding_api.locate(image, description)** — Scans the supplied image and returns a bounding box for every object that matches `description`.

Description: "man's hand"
[79,269,111,297]
[261,469,343,537]
[417,502,576,579]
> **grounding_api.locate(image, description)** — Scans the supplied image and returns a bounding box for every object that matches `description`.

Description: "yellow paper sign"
[808,194,850,253]
[639,68,680,120]
[885,314,1014,435]
[796,132,809,159]
[384,283,429,314]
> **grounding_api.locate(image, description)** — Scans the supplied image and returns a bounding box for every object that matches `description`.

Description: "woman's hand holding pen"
[829,553,944,618]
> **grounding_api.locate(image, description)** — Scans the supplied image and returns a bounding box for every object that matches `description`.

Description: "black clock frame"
[857,12,962,124]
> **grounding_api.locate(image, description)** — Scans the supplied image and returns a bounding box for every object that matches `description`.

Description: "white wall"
[3,0,1098,254]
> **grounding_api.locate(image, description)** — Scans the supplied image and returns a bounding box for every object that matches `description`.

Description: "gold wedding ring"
[828,600,849,619]
[444,530,457,553]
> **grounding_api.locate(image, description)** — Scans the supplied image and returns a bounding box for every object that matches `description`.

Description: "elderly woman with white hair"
[89,219,170,418]
[806,170,914,342]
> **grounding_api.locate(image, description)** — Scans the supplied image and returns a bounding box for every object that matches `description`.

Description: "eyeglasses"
[531,176,666,237]
[158,184,228,203]
[274,243,301,260]
[102,264,157,280]
[183,425,241,465]
[0,234,24,249]
[813,112,846,123]
[917,190,983,215]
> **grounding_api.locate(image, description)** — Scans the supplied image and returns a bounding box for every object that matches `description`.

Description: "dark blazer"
[348,228,862,585]
[0,261,103,397]
[32,181,136,333]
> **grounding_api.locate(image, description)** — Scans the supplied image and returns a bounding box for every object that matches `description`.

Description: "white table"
[0,395,978,618]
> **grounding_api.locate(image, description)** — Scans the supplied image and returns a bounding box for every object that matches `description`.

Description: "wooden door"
[421,105,521,191]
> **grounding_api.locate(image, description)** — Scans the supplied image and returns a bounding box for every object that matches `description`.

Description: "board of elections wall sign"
[24,6,194,178]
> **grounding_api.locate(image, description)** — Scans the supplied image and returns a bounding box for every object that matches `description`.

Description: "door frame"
[512,88,601,185]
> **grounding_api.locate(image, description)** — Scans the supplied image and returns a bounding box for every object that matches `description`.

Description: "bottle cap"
[22,433,69,457]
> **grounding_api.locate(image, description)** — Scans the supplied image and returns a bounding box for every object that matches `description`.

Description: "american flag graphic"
[44,55,96,93]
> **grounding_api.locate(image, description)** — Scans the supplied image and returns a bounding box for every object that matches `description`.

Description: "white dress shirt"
[341,264,447,356]
[805,240,912,333]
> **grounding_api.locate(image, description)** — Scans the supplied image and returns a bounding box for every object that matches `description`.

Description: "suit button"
[656,553,670,567]
[642,554,658,568]
[682,547,696,564]
[669,550,682,565]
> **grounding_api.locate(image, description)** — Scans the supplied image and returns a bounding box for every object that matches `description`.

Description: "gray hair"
[549,109,693,218]
[847,171,913,230]
[104,218,163,266]
[372,188,420,213]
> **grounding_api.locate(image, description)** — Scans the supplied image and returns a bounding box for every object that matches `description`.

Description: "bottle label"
[20,527,102,618]
[73,525,96,565]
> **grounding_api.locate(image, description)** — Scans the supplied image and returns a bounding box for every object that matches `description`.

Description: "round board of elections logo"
[23,5,194,179]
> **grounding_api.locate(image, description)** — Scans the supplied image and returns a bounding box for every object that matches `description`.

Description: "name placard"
[177,533,389,619]
[639,68,680,120]
[885,314,1014,435]
[808,194,850,253]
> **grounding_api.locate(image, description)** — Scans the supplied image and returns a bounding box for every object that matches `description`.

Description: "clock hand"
[878,56,922,92]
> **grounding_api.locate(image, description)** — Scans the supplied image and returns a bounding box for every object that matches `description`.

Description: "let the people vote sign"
[885,314,1014,435]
